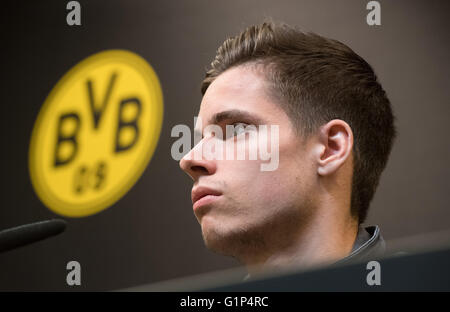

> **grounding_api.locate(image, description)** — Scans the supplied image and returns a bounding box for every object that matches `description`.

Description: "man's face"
[180,65,318,258]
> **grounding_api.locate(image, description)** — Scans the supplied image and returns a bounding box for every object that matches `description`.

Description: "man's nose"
[179,143,217,181]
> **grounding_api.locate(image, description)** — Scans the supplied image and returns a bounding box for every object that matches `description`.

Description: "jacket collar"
[334,225,385,264]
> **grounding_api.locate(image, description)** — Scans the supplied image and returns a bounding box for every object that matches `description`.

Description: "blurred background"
[0,0,449,291]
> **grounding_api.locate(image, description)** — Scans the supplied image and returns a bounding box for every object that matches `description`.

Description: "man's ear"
[316,119,353,176]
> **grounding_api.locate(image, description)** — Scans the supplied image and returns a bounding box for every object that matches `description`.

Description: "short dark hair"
[201,22,396,224]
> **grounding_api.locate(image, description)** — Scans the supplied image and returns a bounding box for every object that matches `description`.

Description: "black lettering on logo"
[54,112,81,167]
[114,97,142,153]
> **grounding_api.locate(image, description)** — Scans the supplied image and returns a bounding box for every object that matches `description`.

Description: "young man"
[179,22,396,276]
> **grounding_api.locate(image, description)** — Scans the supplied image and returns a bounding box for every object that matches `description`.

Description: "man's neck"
[244,210,359,276]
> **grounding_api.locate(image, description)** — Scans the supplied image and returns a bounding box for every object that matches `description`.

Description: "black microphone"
[0,219,67,253]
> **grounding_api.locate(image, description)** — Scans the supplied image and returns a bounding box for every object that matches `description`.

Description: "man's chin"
[200,222,237,257]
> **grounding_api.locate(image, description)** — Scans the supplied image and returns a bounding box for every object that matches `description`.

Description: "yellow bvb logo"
[29,50,163,217]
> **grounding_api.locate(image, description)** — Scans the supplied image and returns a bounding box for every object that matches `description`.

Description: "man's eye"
[224,122,250,139]
[232,123,247,136]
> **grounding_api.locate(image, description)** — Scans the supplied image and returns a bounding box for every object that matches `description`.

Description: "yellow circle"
[29,50,164,217]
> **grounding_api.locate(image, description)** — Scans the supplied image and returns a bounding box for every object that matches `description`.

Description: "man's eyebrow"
[209,109,266,125]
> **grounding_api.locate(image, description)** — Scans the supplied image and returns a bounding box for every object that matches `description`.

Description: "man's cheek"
[222,159,263,180]
[245,176,279,202]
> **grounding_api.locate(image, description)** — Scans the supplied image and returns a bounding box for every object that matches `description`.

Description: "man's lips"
[191,186,222,210]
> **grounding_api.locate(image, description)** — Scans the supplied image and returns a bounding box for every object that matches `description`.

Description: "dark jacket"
[334,225,386,265]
